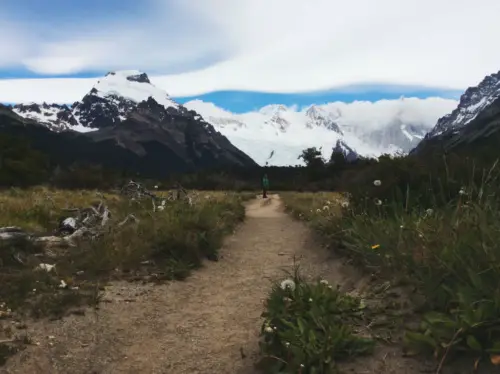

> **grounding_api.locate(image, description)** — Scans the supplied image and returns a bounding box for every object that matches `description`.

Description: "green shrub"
[258,268,374,373]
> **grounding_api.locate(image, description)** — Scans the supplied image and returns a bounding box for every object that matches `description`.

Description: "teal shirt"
[262,176,269,189]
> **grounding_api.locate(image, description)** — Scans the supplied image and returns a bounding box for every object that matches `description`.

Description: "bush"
[258,267,374,373]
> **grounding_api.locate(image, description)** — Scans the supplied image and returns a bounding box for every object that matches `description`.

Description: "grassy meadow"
[0,187,254,363]
[261,160,500,373]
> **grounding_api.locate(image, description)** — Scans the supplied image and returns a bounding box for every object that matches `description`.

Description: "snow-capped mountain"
[4,71,257,175]
[9,69,458,167]
[184,97,457,166]
[427,70,500,137]
[12,70,184,133]
[329,140,359,163]
[412,69,500,155]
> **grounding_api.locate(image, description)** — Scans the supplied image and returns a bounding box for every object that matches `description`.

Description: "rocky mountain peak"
[428,70,500,137]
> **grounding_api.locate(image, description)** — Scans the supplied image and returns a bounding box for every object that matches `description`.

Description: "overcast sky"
[1,0,499,107]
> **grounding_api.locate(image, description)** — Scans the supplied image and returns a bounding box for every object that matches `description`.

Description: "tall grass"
[283,160,500,370]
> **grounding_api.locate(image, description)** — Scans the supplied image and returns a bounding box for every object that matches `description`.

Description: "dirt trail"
[2,195,437,374]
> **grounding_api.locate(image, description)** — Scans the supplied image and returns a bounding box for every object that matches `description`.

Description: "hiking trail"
[3,195,432,374]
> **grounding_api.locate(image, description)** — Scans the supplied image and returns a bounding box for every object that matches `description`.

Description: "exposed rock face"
[412,69,500,155]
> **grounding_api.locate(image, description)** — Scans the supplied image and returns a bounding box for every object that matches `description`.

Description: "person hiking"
[262,173,269,198]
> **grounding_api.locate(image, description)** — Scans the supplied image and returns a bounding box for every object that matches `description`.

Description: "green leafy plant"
[258,267,374,373]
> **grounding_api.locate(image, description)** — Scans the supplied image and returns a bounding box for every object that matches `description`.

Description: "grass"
[281,162,500,372]
[0,187,253,314]
[257,264,374,373]
[0,187,254,365]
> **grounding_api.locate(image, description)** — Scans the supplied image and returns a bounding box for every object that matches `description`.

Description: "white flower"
[373,180,382,186]
[320,279,329,285]
[36,263,55,272]
[425,208,433,216]
[154,185,158,189]
[264,326,273,333]
[308,298,313,302]
[300,364,305,368]
[323,205,329,210]
[326,200,331,205]
[400,225,404,229]
[459,188,466,195]
[59,280,67,289]
[341,201,349,208]
[280,279,296,291]
[316,208,321,213]
[374,199,382,206]
[285,342,290,347]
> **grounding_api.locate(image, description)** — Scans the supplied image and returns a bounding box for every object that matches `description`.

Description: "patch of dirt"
[0,195,482,374]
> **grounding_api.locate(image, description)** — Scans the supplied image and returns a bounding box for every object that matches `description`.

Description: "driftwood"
[0,181,196,249]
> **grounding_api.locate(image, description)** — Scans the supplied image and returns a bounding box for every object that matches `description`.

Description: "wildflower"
[374,198,382,206]
[326,200,331,205]
[320,279,329,285]
[316,208,321,213]
[59,280,67,289]
[341,201,349,208]
[425,208,433,216]
[459,188,466,195]
[323,205,329,211]
[300,364,305,368]
[373,180,382,186]
[371,244,380,250]
[308,298,313,302]
[36,263,56,272]
[264,326,273,333]
[285,342,290,347]
[400,225,404,229]
[280,279,296,291]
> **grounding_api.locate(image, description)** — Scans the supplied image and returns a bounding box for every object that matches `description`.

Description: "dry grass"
[0,187,252,365]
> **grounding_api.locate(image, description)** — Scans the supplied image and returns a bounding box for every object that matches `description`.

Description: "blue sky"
[1,0,498,111]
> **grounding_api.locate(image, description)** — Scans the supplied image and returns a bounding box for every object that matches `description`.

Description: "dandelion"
[373,180,382,186]
[280,279,296,291]
[320,279,329,285]
[374,198,382,206]
[371,244,380,250]
[264,326,273,333]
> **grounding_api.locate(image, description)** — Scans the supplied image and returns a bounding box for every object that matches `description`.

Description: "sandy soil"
[1,195,485,374]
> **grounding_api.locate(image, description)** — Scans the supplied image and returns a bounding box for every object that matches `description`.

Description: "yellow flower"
[371,244,380,250]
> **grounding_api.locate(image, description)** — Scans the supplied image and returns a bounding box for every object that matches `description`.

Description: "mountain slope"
[3,71,257,176]
[412,69,500,155]
[184,97,457,166]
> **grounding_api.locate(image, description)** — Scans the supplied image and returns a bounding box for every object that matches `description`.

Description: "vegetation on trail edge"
[257,265,374,374]
[0,187,254,365]
[281,156,500,372]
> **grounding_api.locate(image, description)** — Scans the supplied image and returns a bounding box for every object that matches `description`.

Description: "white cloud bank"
[1,0,500,100]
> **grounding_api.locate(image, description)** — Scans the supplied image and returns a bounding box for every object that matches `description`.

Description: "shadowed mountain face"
[412,70,500,156]
[2,71,257,177]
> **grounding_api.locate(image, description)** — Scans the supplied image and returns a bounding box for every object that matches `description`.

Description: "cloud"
[1,0,500,98]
